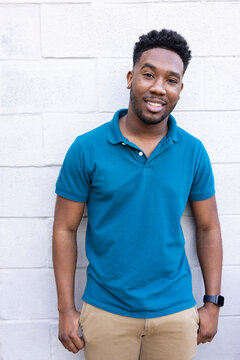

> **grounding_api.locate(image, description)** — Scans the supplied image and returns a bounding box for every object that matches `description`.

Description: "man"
[53,29,223,360]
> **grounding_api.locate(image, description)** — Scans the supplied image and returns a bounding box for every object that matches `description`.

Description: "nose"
[150,78,166,95]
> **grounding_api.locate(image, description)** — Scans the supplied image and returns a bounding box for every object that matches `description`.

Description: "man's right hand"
[58,308,85,353]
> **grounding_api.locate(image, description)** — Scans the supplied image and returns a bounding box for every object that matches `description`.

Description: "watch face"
[217,296,224,306]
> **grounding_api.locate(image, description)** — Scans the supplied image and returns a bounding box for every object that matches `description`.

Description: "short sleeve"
[188,142,215,201]
[55,137,90,202]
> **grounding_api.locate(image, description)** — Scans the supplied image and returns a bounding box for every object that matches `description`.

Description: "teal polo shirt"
[55,108,215,318]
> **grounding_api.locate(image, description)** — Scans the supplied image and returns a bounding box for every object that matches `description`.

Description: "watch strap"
[203,295,224,307]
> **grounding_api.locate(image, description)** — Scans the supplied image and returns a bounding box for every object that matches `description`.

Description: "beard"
[129,88,177,126]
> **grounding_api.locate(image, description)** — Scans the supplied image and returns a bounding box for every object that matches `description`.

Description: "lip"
[144,98,167,105]
[144,98,167,113]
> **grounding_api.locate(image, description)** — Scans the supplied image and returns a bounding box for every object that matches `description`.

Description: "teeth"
[147,101,163,107]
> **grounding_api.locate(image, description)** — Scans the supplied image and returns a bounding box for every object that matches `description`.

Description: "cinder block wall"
[0,1,239,359]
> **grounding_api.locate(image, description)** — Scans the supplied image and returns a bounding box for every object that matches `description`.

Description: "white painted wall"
[0,1,239,359]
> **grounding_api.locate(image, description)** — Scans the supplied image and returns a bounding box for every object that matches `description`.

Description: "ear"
[126,70,133,89]
[178,82,184,99]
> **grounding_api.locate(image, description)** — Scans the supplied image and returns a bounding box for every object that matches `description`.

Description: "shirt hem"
[81,295,196,319]
[55,188,87,202]
[188,189,215,201]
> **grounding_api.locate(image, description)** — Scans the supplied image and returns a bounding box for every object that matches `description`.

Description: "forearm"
[52,227,78,312]
[196,226,223,295]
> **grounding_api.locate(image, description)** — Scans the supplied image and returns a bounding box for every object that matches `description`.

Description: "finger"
[201,338,213,344]
[61,339,79,353]
[197,330,210,345]
[201,334,214,344]
[69,333,85,350]
[59,334,80,353]
[207,337,214,343]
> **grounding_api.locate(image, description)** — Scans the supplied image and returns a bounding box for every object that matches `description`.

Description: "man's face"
[127,48,184,125]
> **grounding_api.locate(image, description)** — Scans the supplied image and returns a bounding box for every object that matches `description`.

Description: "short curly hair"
[133,29,192,74]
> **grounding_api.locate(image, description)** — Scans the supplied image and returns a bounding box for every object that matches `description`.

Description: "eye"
[168,78,178,84]
[143,72,154,78]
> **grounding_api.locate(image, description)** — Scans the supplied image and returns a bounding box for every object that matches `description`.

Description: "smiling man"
[53,29,223,360]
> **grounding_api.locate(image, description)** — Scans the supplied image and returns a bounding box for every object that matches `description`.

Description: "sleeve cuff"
[188,189,215,202]
[55,188,88,203]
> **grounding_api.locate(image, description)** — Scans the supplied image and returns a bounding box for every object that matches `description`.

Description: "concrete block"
[41,4,147,57]
[48,217,89,269]
[0,269,57,319]
[213,164,240,215]
[0,114,43,166]
[0,218,49,268]
[98,58,131,112]
[50,321,85,360]
[221,266,240,316]
[195,317,240,360]
[43,112,110,165]
[191,265,204,307]
[0,59,97,113]
[148,2,240,56]
[199,2,240,56]
[0,167,59,217]
[41,4,95,58]
[220,215,240,265]
[173,111,240,163]
[0,321,51,360]
[0,5,40,59]
[0,268,87,320]
[175,58,204,111]
[147,3,205,56]
[181,215,198,267]
[73,268,87,312]
[77,218,89,268]
[182,201,192,217]
[204,58,240,110]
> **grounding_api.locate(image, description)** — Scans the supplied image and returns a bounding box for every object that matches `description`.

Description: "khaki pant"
[79,301,200,360]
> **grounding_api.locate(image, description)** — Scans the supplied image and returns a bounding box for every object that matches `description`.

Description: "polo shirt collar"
[107,108,182,144]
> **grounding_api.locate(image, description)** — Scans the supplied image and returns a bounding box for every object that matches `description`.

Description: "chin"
[139,118,164,126]
[139,112,167,125]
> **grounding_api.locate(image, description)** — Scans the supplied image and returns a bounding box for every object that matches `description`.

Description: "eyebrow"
[140,63,181,80]
[140,63,157,71]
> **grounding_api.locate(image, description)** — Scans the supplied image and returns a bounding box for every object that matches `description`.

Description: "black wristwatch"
[203,295,224,307]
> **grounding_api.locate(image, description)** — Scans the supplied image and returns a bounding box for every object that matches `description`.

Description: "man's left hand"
[197,302,220,345]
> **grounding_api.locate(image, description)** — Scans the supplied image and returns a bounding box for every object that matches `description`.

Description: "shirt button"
[122,142,126,145]
[139,151,143,156]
